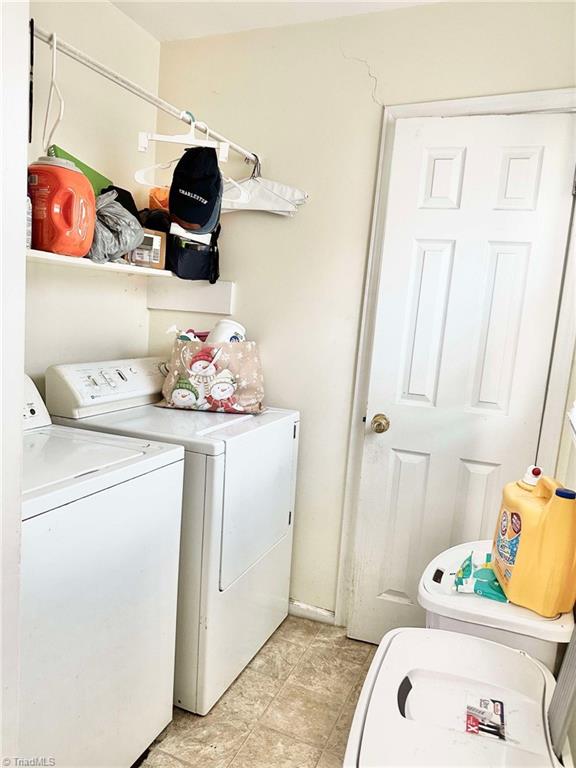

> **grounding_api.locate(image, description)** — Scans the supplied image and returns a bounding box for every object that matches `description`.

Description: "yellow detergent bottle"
[492,469,576,618]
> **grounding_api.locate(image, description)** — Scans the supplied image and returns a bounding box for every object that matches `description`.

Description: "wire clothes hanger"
[42,33,64,153]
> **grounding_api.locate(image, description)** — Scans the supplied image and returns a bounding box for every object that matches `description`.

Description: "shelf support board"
[146,278,235,315]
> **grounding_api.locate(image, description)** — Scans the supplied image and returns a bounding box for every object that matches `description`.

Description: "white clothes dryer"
[46,357,300,715]
[20,376,184,768]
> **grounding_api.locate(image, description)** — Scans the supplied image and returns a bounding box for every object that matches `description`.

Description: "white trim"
[1,2,28,757]
[569,402,576,450]
[336,87,576,628]
[383,88,576,120]
[540,212,576,472]
[288,599,335,625]
[334,107,391,626]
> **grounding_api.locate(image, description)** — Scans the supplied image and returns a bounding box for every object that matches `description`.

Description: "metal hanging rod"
[33,24,257,164]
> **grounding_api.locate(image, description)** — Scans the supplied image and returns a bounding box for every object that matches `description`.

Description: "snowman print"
[171,378,200,408]
[185,346,222,406]
[206,370,243,413]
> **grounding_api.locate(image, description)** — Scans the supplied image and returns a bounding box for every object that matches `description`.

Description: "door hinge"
[288,510,292,525]
[293,423,297,439]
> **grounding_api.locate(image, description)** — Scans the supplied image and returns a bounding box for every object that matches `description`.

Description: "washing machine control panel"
[45,357,166,418]
[22,375,52,430]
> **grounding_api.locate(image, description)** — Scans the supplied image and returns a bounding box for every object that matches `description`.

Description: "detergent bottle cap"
[522,465,542,486]
[555,488,576,500]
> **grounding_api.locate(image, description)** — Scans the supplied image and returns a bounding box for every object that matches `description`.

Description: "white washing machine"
[45,357,300,715]
[20,376,184,768]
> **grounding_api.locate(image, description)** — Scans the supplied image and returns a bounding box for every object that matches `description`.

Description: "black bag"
[167,224,220,284]
[101,185,140,219]
[139,207,171,233]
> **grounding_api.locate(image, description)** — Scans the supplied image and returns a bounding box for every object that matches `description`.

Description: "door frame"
[1,1,29,756]
[336,88,576,627]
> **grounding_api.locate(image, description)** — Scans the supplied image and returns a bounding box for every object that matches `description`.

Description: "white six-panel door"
[348,114,575,642]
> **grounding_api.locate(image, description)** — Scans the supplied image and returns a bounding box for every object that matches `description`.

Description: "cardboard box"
[129,229,166,270]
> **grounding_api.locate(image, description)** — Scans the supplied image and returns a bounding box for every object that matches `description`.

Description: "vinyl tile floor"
[142,617,376,768]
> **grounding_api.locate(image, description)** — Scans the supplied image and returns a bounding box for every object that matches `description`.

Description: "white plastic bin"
[344,628,574,768]
[418,540,574,672]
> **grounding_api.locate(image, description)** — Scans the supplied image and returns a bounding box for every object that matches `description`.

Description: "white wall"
[150,2,576,613]
[26,1,160,390]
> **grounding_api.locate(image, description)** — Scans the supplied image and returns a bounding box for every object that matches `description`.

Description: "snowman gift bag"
[160,337,265,414]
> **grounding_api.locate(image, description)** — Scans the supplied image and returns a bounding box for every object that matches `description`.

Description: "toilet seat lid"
[358,628,558,767]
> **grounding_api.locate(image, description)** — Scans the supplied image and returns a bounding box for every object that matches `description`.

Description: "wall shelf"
[27,249,235,315]
[27,248,173,278]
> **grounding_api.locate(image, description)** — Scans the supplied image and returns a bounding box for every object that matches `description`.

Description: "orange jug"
[28,157,95,257]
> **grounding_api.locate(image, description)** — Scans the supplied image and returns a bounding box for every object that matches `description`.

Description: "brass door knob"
[371,414,390,433]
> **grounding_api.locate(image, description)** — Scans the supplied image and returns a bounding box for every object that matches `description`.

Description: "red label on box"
[466,714,480,734]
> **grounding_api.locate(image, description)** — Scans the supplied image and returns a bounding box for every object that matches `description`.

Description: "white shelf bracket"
[146,278,235,315]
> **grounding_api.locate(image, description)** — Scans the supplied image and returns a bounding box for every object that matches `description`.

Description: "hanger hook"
[42,33,65,153]
[250,153,261,178]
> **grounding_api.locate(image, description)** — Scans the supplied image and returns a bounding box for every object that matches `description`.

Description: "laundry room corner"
[25,1,161,393]
[146,1,576,617]
[6,2,576,764]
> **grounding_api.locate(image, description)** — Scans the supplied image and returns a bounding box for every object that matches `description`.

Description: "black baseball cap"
[169,147,222,234]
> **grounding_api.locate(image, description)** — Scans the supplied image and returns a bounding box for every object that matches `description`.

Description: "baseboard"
[288,599,336,625]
